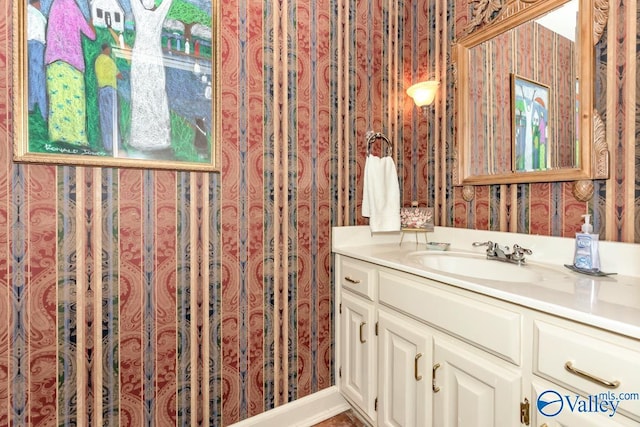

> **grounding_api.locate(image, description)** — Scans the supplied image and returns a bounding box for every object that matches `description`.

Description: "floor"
[311,409,368,427]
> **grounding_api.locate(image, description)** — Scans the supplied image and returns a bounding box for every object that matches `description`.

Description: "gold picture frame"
[13,0,220,171]
[511,73,551,173]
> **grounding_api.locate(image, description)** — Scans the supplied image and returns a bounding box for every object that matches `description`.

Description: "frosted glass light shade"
[407,80,440,108]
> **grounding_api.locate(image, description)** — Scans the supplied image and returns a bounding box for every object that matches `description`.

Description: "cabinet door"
[340,291,377,421]
[433,337,521,427]
[377,308,432,427]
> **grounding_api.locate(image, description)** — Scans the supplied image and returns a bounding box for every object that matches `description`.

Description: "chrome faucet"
[472,241,532,265]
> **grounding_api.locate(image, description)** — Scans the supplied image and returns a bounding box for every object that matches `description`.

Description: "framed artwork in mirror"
[13,0,220,171]
[511,74,550,173]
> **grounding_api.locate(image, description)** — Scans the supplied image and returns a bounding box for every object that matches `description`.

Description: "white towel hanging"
[362,154,401,232]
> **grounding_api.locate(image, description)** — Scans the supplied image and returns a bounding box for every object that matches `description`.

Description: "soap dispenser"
[573,214,600,271]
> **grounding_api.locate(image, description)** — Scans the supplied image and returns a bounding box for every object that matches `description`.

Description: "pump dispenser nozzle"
[581,214,593,233]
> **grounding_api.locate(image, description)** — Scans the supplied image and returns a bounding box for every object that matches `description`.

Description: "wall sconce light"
[407,80,440,114]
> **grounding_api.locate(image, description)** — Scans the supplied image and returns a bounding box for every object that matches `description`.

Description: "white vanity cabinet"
[333,226,640,426]
[335,252,640,426]
[377,267,524,426]
[338,256,378,423]
[336,254,525,426]
[340,290,377,422]
[377,307,432,427]
[432,336,522,426]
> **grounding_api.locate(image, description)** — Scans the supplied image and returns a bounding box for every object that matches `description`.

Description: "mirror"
[454,0,609,186]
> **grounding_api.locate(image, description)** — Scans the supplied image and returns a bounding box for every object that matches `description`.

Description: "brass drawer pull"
[432,363,440,392]
[344,276,361,284]
[359,322,366,343]
[564,361,620,389]
[414,353,423,381]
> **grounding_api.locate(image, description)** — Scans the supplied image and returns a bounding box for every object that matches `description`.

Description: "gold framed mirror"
[453,0,609,186]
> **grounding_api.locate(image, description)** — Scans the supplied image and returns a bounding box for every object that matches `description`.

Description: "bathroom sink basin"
[407,252,562,283]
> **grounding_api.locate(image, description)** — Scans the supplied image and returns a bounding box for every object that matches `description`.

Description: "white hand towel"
[362,154,401,232]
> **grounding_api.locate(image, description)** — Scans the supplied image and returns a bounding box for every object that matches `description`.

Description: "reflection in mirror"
[467,1,578,175]
[454,0,608,186]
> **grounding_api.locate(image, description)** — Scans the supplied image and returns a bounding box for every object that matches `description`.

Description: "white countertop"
[333,226,640,340]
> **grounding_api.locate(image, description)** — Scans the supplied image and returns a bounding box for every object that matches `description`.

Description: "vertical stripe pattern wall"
[335,0,439,224]
[219,0,334,423]
[1,0,640,427]
[600,0,638,242]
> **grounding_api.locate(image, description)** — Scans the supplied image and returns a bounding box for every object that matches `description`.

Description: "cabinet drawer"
[379,270,521,364]
[534,320,640,421]
[339,256,376,301]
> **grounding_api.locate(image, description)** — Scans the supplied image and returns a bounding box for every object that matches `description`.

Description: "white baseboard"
[228,386,350,427]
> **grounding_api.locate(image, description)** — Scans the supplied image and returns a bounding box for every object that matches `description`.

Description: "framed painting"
[13,0,220,171]
[511,74,551,173]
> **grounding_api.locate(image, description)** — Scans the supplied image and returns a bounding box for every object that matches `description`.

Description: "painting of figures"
[14,0,219,171]
[511,74,551,173]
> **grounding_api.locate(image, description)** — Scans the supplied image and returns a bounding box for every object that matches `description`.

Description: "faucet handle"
[511,244,532,262]
[512,244,532,255]
[472,241,493,248]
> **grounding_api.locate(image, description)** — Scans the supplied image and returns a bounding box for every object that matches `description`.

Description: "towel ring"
[366,131,393,157]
